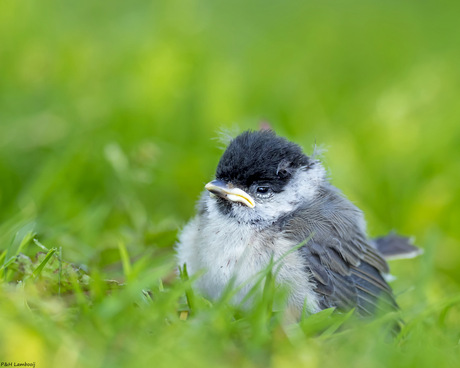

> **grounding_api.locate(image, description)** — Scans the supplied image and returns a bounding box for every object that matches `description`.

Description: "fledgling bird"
[176,130,420,318]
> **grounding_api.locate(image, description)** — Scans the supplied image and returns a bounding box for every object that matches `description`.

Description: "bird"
[176,129,421,319]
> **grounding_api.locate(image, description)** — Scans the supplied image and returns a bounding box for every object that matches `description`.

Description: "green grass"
[1,0,460,367]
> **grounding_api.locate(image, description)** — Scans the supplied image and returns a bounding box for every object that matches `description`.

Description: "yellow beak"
[205,180,255,208]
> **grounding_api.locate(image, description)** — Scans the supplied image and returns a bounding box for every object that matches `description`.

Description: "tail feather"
[373,232,423,261]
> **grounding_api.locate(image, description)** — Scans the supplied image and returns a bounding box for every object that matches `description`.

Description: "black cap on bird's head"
[216,130,310,189]
[205,130,312,213]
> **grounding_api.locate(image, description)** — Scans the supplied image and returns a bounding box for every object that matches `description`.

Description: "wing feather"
[280,185,398,316]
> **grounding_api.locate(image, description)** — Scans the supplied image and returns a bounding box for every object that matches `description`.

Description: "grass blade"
[32,248,57,279]
[118,241,132,280]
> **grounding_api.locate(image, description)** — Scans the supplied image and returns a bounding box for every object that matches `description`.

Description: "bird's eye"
[252,184,273,199]
[257,186,270,194]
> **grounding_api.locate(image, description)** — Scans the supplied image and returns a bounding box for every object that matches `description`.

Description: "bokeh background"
[1,0,460,367]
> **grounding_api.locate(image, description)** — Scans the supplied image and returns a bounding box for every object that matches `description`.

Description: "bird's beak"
[205,180,255,208]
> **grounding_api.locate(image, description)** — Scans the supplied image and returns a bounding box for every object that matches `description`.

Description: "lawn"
[1,1,460,367]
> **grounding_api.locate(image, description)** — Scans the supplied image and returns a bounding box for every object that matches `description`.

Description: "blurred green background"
[1,0,460,367]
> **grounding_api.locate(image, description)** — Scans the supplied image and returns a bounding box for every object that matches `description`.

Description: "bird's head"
[204,130,327,226]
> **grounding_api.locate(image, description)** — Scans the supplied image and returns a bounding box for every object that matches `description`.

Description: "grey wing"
[300,239,398,316]
[281,186,398,316]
